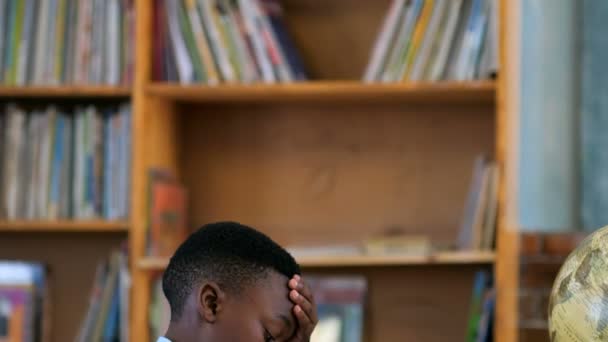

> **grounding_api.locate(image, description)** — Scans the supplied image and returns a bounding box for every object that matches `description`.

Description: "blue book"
[0,1,7,83]
[581,0,608,231]
[262,0,307,80]
[121,105,132,218]
[103,110,113,219]
[102,280,120,342]
[49,115,65,218]
[466,271,489,342]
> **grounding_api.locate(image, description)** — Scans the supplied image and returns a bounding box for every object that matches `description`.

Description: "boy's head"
[162,221,301,342]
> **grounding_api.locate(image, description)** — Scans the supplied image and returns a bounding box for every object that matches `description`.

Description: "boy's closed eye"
[263,313,296,342]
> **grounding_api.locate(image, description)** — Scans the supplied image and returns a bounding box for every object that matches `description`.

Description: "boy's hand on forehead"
[287,275,317,341]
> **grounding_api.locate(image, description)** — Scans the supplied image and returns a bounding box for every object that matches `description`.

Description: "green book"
[9,0,25,85]
[4,1,16,83]
[178,0,205,82]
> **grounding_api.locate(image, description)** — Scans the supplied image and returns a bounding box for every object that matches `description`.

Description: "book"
[76,250,130,342]
[0,261,49,342]
[364,234,431,256]
[0,0,134,85]
[368,0,498,82]
[0,103,131,220]
[147,170,189,257]
[458,156,499,251]
[308,276,367,342]
[262,0,307,81]
[466,270,493,342]
[154,0,306,84]
[364,0,407,82]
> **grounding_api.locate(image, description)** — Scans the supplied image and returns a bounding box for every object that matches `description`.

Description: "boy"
[158,221,318,342]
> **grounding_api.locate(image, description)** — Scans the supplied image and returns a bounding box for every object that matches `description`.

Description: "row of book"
[0,0,135,86]
[150,275,367,342]
[0,262,48,342]
[0,103,132,221]
[365,0,498,83]
[154,0,307,84]
[76,250,130,342]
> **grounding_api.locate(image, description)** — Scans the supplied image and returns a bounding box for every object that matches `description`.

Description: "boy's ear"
[197,282,226,323]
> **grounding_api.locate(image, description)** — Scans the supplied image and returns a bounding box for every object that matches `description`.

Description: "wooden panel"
[0,220,129,232]
[146,81,496,105]
[137,251,495,271]
[180,103,495,245]
[131,0,155,340]
[282,0,392,79]
[304,266,489,342]
[0,86,131,98]
[0,232,125,342]
[495,0,520,341]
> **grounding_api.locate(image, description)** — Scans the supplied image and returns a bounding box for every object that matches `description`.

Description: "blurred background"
[0,0,598,341]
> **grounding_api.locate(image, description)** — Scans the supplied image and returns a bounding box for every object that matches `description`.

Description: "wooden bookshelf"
[0,86,131,98]
[137,251,496,271]
[146,81,496,104]
[0,220,130,233]
[127,0,515,341]
[0,0,523,341]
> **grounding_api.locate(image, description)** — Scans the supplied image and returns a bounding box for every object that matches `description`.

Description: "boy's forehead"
[248,271,294,314]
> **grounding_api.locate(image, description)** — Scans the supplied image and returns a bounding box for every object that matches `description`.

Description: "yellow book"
[186,0,220,84]
[401,0,435,81]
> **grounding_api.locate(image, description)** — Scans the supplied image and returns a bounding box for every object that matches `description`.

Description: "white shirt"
[157,338,171,342]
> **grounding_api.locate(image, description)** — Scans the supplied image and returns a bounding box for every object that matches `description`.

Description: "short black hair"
[162,221,301,319]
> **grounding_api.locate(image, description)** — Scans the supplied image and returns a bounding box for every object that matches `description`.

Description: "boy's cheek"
[215,311,265,342]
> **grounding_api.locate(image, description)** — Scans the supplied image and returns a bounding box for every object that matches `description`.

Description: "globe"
[548,226,608,341]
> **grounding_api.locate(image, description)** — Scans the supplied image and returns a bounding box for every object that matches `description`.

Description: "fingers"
[289,275,318,324]
[294,304,315,336]
[290,290,314,321]
[289,275,313,303]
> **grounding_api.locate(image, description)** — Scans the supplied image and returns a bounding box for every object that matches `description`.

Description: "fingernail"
[292,290,299,299]
[295,305,301,313]
[294,274,301,281]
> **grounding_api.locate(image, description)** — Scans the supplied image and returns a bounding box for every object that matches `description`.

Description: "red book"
[150,179,188,257]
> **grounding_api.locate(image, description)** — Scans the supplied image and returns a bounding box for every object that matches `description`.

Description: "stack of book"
[0,261,49,342]
[0,0,135,86]
[364,0,498,83]
[457,155,500,251]
[0,103,132,221]
[154,0,307,84]
[76,250,130,342]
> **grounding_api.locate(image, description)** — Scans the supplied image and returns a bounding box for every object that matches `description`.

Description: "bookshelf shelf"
[0,220,130,233]
[0,86,131,98]
[145,81,496,104]
[137,251,495,270]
